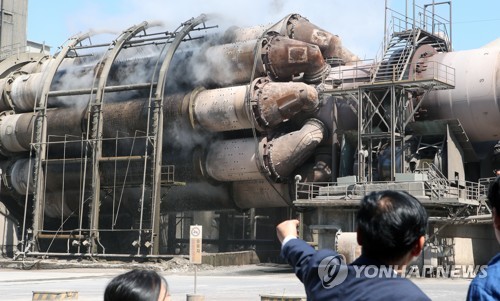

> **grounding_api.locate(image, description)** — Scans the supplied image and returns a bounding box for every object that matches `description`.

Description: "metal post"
[405,0,409,30]
[383,0,388,52]
[167,213,177,254]
[449,1,453,50]
[331,97,339,182]
[194,264,197,294]
[413,0,416,29]
[390,86,396,181]
[357,88,364,182]
[432,0,436,34]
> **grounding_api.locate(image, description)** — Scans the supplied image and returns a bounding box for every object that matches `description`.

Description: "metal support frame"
[149,14,209,255]
[356,85,406,182]
[86,22,150,254]
[24,16,216,258]
[31,32,94,253]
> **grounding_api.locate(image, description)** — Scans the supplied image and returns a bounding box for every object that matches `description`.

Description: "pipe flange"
[249,77,269,132]
[187,86,206,129]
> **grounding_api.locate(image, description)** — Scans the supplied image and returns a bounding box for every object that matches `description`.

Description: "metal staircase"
[372,28,449,83]
[423,162,451,199]
[373,29,418,82]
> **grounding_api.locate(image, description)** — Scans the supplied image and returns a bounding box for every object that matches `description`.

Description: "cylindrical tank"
[420,46,500,142]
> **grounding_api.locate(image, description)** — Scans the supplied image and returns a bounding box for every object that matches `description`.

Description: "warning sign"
[189,225,202,264]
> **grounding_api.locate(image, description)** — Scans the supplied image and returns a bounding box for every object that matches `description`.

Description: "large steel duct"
[200,34,329,85]
[191,78,318,132]
[0,77,319,155]
[416,45,500,142]
[204,118,326,182]
[223,14,353,62]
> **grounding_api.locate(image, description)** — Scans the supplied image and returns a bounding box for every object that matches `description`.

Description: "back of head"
[488,177,500,213]
[357,190,428,262]
[104,269,167,301]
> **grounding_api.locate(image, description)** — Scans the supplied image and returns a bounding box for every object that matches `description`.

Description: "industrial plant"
[0,0,498,271]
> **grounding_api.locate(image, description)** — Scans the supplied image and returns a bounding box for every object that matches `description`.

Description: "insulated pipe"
[202,35,329,85]
[204,118,326,182]
[191,77,319,132]
[204,138,266,182]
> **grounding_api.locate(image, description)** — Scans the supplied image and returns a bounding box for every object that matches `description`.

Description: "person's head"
[488,176,500,244]
[356,190,428,264]
[104,269,170,301]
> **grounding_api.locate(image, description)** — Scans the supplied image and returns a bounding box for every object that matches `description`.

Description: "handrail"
[324,60,454,90]
[295,164,481,203]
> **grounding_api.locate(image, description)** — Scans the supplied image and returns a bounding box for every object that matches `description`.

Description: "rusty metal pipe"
[223,14,355,63]
[281,14,344,61]
[201,35,329,85]
[191,77,319,132]
[204,118,326,182]
[265,118,326,180]
[262,34,330,83]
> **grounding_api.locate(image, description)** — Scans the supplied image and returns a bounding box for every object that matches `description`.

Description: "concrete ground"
[0,262,472,300]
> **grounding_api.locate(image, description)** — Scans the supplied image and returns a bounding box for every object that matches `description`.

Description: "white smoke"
[29,0,386,59]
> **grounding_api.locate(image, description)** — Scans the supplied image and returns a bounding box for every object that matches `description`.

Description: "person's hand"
[276,219,299,243]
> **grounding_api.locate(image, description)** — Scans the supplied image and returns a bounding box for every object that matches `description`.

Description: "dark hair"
[488,177,500,212]
[356,190,428,261]
[104,269,168,301]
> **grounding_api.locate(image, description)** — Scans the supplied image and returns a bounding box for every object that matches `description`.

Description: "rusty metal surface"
[254,78,318,129]
[266,118,326,180]
[286,14,343,60]
[262,35,329,83]
[202,39,266,86]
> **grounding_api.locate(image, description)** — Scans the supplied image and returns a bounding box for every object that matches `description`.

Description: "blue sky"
[27,0,499,58]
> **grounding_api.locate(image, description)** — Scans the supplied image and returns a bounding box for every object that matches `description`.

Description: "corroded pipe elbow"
[262,35,330,83]
[283,14,343,61]
[265,118,326,180]
[253,78,319,129]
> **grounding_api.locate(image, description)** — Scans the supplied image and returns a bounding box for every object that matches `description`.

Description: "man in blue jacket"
[277,190,430,300]
[467,176,500,300]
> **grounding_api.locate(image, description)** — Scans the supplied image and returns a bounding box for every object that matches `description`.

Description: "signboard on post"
[189,225,202,264]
